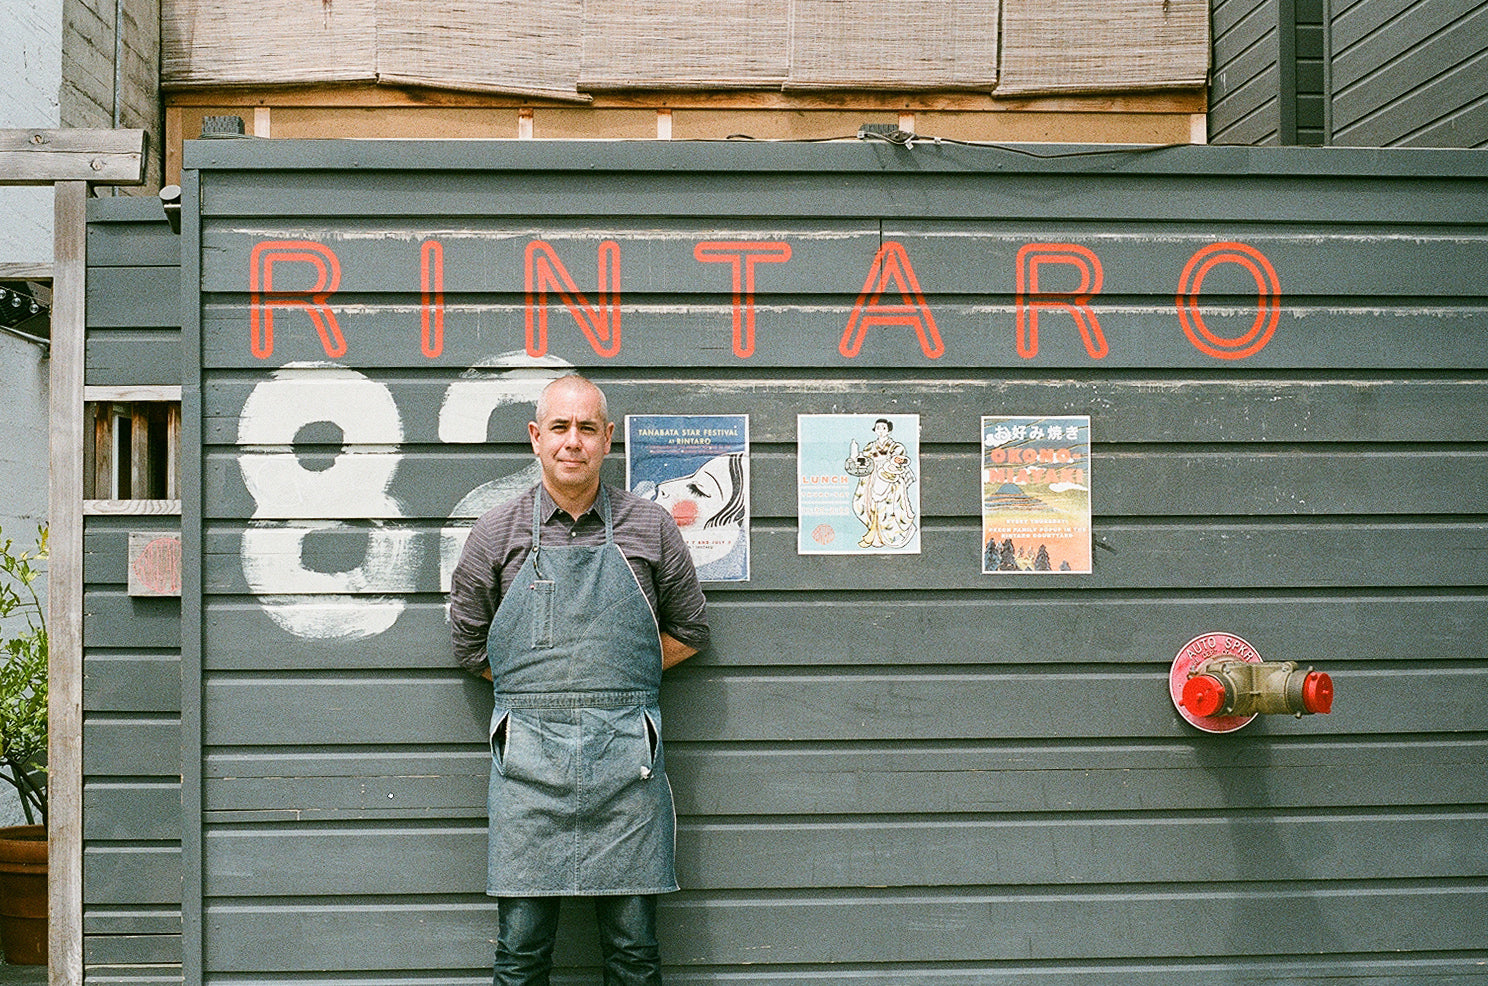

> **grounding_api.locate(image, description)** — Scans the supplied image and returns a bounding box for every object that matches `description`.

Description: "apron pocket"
[642,709,661,765]
[490,711,511,772]
[529,579,555,648]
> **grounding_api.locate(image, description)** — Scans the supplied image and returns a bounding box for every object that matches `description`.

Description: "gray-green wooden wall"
[1210,0,1486,147]
[89,140,1488,985]
[84,198,185,980]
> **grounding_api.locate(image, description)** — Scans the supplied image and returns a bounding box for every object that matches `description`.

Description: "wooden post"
[48,179,87,986]
[0,127,145,986]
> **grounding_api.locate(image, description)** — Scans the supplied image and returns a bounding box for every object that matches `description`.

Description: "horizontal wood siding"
[179,142,1487,983]
[84,200,185,985]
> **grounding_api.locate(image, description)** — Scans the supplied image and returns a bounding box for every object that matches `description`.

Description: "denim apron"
[485,487,678,896]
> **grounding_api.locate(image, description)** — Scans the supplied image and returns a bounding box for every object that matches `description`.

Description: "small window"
[85,400,181,503]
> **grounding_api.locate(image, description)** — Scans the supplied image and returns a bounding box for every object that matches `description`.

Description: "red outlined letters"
[524,240,623,358]
[694,241,793,358]
[420,240,444,358]
[249,241,345,359]
[1176,242,1281,360]
[840,241,944,359]
[1015,244,1108,360]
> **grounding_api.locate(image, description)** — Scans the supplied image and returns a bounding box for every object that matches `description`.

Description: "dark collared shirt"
[449,482,709,674]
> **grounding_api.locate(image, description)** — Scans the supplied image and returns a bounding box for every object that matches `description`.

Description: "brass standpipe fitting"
[1181,660,1333,719]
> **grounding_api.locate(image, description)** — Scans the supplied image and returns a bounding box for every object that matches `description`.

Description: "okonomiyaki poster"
[981,415,1091,574]
[625,414,750,581]
[797,413,921,555]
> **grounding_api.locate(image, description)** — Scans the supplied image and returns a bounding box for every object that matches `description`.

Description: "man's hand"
[661,633,698,670]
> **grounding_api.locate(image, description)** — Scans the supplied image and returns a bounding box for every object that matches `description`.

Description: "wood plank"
[84,719,184,777]
[84,654,183,712]
[50,177,88,986]
[84,782,183,840]
[198,521,1488,594]
[200,446,1488,520]
[197,301,1488,370]
[0,129,146,185]
[84,846,182,905]
[81,909,182,936]
[202,375,1488,445]
[199,887,1488,968]
[196,220,1488,297]
[86,331,185,387]
[164,81,1205,113]
[198,664,1488,745]
[88,267,183,329]
[83,934,184,967]
[83,592,182,649]
[201,737,1488,818]
[188,162,1488,229]
[196,594,1488,670]
[200,810,1488,895]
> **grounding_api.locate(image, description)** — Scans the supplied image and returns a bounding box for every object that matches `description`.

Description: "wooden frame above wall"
[163,82,1208,185]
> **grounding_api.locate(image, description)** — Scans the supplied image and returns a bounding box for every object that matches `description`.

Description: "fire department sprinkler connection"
[1169,632,1333,734]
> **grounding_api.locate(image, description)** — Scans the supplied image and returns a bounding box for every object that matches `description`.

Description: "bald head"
[536,375,609,426]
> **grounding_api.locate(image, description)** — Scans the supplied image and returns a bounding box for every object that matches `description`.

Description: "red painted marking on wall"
[1015,244,1107,360]
[693,241,793,357]
[249,241,345,359]
[131,536,182,596]
[524,240,623,358]
[1176,242,1282,360]
[840,241,943,359]
[420,240,445,358]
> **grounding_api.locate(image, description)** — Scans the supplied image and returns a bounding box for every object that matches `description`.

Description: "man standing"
[449,375,709,986]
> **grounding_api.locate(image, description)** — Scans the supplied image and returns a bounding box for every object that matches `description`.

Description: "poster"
[798,413,921,555]
[981,415,1091,574]
[625,414,750,581]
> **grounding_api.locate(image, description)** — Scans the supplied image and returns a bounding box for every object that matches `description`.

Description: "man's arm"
[661,633,697,670]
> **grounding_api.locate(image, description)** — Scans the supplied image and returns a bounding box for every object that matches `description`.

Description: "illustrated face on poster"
[798,413,921,555]
[625,414,750,581]
[981,415,1091,574]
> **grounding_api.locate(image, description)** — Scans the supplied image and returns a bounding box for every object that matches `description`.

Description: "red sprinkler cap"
[1181,674,1227,718]
[1302,671,1333,714]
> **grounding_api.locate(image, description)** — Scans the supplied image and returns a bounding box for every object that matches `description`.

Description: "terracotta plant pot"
[0,824,47,965]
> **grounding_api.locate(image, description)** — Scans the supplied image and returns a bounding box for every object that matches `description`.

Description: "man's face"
[529,380,614,499]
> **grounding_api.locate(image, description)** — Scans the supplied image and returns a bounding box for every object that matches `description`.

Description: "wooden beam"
[48,179,86,986]
[0,129,146,186]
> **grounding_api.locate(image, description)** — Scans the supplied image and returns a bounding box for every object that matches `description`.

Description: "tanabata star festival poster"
[981,415,1091,574]
[625,414,750,582]
[797,413,921,555]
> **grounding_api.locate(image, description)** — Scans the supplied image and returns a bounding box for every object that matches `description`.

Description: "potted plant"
[0,524,48,965]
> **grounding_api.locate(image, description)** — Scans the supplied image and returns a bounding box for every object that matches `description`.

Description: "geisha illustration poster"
[797,414,921,555]
[981,415,1092,574]
[625,414,750,581]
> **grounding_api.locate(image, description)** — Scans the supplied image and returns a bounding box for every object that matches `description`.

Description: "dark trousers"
[494,895,662,986]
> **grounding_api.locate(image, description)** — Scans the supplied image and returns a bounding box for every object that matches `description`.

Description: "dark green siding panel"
[84,591,182,648]
[172,143,1488,983]
[84,782,183,841]
[88,267,183,330]
[203,376,1488,445]
[85,654,183,712]
[198,665,1484,745]
[201,811,1488,896]
[84,718,182,776]
[84,845,183,905]
[200,887,1486,969]
[201,738,1488,818]
[85,330,184,388]
[201,446,1488,519]
[197,522,1488,593]
[83,933,185,967]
